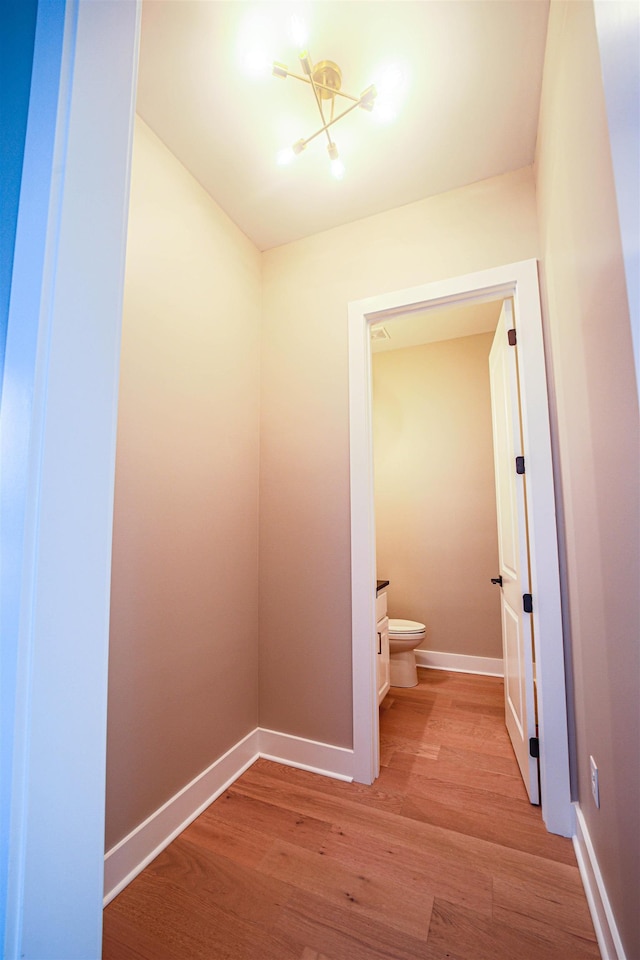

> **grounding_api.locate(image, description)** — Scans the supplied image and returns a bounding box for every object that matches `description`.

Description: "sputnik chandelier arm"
[301,52,333,151]
[294,97,366,152]
[273,50,377,178]
[273,66,362,103]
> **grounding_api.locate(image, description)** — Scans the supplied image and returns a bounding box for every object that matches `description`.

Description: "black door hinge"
[515,455,525,475]
[529,737,540,759]
[508,328,517,346]
[523,593,533,613]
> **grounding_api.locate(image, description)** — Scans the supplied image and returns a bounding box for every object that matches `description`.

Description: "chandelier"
[273,51,377,179]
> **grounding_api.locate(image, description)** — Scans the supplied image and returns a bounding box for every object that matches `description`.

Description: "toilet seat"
[388,618,426,638]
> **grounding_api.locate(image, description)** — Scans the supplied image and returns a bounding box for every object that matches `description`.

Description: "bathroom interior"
[370,298,506,698]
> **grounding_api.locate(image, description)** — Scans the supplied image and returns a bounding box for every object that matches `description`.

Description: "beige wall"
[260,167,539,744]
[106,119,262,849]
[535,3,640,957]
[372,333,501,659]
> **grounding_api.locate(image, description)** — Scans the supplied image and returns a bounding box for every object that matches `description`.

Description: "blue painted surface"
[0,1,39,942]
[0,0,39,399]
[1,1,66,950]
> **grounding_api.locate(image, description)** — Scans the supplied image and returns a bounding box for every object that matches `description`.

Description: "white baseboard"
[415,649,504,677]
[103,727,354,905]
[573,803,627,960]
[259,727,354,781]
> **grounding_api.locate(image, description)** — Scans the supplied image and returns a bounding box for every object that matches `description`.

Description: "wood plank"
[319,822,493,917]
[198,788,332,853]
[492,872,598,940]
[244,757,409,815]
[103,910,167,960]
[257,838,434,941]
[389,749,529,800]
[413,672,504,699]
[235,764,409,834]
[450,699,505,717]
[275,888,434,960]
[177,807,276,869]
[425,899,600,960]
[103,869,301,960]
[145,835,290,925]
[379,731,440,766]
[380,712,516,759]
[435,743,522,777]
[400,791,577,865]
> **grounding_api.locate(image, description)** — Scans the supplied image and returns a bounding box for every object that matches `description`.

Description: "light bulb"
[375,64,404,96]
[372,100,398,124]
[370,62,407,123]
[277,147,295,166]
[290,15,308,50]
[278,140,306,166]
[327,141,343,178]
[331,158,345,180]
[358,84,377,112]
[237,10,275,78]
[241,46,270,77]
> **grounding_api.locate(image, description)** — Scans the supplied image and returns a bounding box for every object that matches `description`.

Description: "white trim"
[103,727,354,905]
[573,803,626,960]
[415,651,503,677]
[348,260,573,837]
[3,3,140,956]
[259,728,354,781]
[349,300,380,785]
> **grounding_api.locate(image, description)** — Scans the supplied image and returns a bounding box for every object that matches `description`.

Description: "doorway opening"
[348,260,573,837]
[369,297,517,770]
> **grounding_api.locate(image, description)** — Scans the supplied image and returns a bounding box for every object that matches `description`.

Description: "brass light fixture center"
[273,47,379,177]
[312,60,342,99]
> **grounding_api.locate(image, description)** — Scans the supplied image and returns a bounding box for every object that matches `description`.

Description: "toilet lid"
[389,618,426,635]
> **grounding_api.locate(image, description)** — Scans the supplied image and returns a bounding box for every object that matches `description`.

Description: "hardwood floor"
[103,670,598,959]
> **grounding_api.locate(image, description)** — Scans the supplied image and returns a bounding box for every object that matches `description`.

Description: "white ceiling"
[371,299,502,352]
[137,1,550,251]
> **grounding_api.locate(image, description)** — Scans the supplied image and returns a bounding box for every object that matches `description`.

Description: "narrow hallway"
[103,671,598,959]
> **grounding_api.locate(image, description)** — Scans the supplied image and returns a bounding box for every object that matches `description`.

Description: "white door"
[489,300,539,804]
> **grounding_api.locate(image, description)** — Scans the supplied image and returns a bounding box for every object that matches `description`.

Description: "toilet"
[388,618,426,687]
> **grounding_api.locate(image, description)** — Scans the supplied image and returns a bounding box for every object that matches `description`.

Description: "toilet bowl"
[388,618,426,687]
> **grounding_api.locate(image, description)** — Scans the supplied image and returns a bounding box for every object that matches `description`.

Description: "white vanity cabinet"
[376,587,390,705]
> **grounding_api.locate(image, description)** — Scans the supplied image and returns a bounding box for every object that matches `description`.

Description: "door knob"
[491,576,503,586]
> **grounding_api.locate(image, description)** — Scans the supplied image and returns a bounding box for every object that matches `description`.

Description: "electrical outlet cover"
[590,755,600,808]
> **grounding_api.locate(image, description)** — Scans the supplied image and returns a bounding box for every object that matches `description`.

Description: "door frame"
[1,1,140,955]
[348,258,574,837]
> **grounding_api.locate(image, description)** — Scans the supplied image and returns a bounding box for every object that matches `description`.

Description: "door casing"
[2,1,140,956]
[348,259,573,837]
